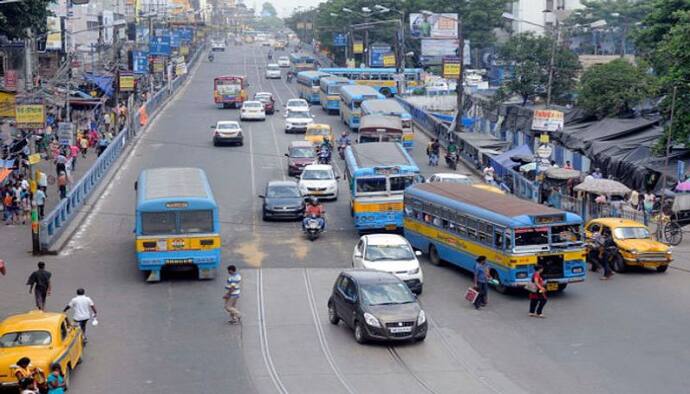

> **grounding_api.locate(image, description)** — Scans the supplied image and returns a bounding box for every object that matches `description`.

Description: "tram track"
[387,346,437,393]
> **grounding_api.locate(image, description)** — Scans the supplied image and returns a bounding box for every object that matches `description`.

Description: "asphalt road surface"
[2,43,690,394]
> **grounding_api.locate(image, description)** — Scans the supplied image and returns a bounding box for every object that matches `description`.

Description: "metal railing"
[39,44,205,251]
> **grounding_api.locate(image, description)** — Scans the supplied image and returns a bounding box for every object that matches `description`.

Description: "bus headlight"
[364,312,381,328]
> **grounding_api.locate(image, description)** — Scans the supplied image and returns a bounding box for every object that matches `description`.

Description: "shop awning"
[84,73,114,97]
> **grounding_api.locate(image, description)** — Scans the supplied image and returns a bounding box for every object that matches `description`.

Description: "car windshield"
[217,123,239,130]
[360,282,416,306]
[614,227,650,240]
[0,331,52,347]
[279,57,288,61]
[290,147,315,158]
[267,185,301,198]
[356,177,387,193]
[268,65,280,70]
[289,111,310,119]
[288,100,307,108]
[302,169,332,180]
[365,244,414,261]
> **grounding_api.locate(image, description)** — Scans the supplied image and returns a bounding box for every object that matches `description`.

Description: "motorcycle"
[445,152,458,170]
[303,214,324,241]
[337,143,348,160]
[208,54,214,62]
[318,147,331,164]
[286,73,293,83]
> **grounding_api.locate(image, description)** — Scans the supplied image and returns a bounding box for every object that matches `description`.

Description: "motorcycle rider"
[267,49,273,60]
[303,197,326,230]
[319,138,332,164]
[445,139,459,169]
[208,52,215,62]
[337,131,352,158]
[286,70,294,82]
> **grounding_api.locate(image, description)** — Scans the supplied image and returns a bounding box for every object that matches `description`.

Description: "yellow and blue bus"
[339,85,385,130]
[344,142,420,231]
[319,67,423,97]
[135,167,221,282]
[319,76,352,114]
[290,52,316,73]
[404,183,586,292]
[297,71,331,104]
[361,99,414,149]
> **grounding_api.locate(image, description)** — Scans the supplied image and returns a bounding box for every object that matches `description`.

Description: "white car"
[285,98,310,113]
[277,56,290,68]
[265,63,281,79]
[284,109,314,133]
[298,164,339,200]
[240,101,266,121]
[211,39,225,52]
[428,173,473,185]
[211,120,243,146]
[352,234,424,294]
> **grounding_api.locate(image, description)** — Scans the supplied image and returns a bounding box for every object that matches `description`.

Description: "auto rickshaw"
[304,123,334,146]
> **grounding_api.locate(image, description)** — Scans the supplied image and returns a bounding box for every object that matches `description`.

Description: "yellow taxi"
[0,311,83,388]
[304,123,334,146]
[585,218,672,273]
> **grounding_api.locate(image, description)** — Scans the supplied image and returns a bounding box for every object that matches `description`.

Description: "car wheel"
[415,285,423,295]
[213,140,218,147]
[657,264,669,273]
[429,245,443,266]
[416,334,427,342]
[612,253,626,273]
[354,321,367,344]
[63,365,72,390]
[328,301,340,325]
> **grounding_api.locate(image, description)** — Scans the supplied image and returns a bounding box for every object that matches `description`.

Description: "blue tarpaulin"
[491,143,533,169]
[84,74,114,97]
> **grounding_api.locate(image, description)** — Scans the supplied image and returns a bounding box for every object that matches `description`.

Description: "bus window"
[515,227,549,246]
[142,212,177,235]
[494,229,505,250]
[551,224,582,243]
[356,177,387,193]
[179,210,214,234]
[390,175,415,192]
[359,135,380,143]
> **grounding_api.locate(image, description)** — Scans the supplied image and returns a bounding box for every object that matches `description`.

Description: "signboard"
[333,33,347,47]
[175,62,187,76]
[383,54,396,67]
[169,30,181,48]
[46,17,63,50]
[149,35,171,56]
[539,133,550,144]
[119,72,135,92]
[421,39,458,65]
[102,10,114,43]
[369,44,392,67]
[0,91,15,117]
[536,144,553,159]
[153,57,165,73]
[15,97,45,129]
[136,26,150,43]
[133,51,149,74]
[4,70,17,90]
[532,109,564,132]
[57,122,74,145]
[296,22,305,29]
[409,13,458,39]
[178,27,193,42]
[179,45,189,56]
[442,57,461,79]
[352,41,363,55]
[28,153,41,165]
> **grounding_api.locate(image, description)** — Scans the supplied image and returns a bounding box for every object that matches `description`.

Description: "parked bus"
[361,99,414,149]
[339,85,385,130]
[213,75,248,109]
[403,183,586,292]
[290,53,316,73]
[358,115,403,144]
[319,76,352,114]
[319,67,423,97]
[297,71,331,104]
[344,142,420,231]
[135,167,221,282]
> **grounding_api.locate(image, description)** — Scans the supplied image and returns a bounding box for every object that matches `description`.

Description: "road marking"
[303,269,356,393]
[257,268,289,394]
[387,346,437,393]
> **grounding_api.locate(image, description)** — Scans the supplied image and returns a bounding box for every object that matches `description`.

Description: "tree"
[578,59,657,119]
[0,0,54,40]
[261,2,277,18]
[497,32,580,106]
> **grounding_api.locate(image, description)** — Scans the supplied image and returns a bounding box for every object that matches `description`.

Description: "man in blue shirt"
[473,256,491,310]
[223,265,242,324]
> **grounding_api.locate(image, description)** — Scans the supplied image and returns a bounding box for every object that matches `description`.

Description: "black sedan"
[328,270,427,344]
[259,180,305,221]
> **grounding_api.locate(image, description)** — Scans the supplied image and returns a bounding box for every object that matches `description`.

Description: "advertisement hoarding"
[442,57,461,80]
[531,110,564,132]
[119,72,135,92]
[15,97,45,129]
[149,35,171,56]
[409,13,457,39]
[46,17,62,50]
[420,39,458,65]
[369,44,392,67]
[352,41,363,55]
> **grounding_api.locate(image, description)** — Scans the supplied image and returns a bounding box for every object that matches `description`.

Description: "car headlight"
[363,312,381,328]
[629,249,639,255]
[417,310,426,325]
[408,267,420,275]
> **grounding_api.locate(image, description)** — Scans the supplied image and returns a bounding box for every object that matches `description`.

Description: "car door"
[63,318,81,365]
[341,278,358,328]
[352,238,365,268]
[332,275,348,323]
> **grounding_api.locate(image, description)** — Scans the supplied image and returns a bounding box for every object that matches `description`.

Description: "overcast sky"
[265,0,325,17]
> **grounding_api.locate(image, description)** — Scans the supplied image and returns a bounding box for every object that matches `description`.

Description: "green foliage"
[261,2,277,18]
[497,32,580,106]
[0,0,54,40]
[577,59,657,119]
[253,16,285,33]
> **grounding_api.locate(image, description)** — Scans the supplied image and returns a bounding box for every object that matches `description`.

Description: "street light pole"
[455,18,464,133]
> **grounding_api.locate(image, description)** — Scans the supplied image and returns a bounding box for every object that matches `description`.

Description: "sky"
[265,0,326,17]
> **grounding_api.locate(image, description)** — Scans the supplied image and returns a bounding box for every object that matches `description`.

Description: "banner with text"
[409,13,457,39]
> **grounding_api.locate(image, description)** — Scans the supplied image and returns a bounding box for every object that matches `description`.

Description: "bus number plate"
[546,282,559,291]
[166,259,193,265]
[385,224,397,230]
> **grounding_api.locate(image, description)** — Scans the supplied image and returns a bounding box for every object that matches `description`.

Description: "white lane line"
[303,269,356,394]
[257,269,289,394]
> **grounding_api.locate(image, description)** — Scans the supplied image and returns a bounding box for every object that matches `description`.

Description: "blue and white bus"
[319,67,423,97]
[404,183,586,292]
[361,99,414,149]
[297,70,331,104]
[319,76,352,114]
[339,85,385,130]
[344,142,420,231]
[290,53,316,73]
[135,167,221,282]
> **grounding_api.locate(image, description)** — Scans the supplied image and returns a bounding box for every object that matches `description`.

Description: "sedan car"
[265,63,282,79]
[298,164,338,200]
[254,92,276,114]
[240,101,266,121]
[328,270,427,344]
[0,311,84,388]
[428,173,473,185]
[277,56,290,68]
[259,180,305,221]
[211,120,243,146]
[285,110,314,133]
[211,39,225,52]
[285,140,316,176]
[353,234,424,294]
[285,98,310,113]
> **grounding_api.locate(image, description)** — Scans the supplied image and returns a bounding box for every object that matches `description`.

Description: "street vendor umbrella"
[675,180,690,192]
[574,178,631,196]
[544,167,581,180]
[519,162,537,172]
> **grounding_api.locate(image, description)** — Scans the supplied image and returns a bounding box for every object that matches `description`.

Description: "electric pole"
[24,27,41,254]
[454,18,464,133]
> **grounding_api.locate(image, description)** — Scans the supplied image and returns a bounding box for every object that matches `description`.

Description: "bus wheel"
[380,88,392,98]
[429,245,443,266]
[557,283,568,292]
[490,270,509,294]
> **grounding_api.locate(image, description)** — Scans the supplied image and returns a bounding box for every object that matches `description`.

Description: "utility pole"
[454,18,464,133]
[546,21,560,108]
[658,85,678,238]
[113,28,120,134]
[25,27,41,254]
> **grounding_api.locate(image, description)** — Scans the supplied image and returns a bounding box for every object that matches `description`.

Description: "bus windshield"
[390,176,415,192]
[356,177,387,193]
[216,83,240,95]
[514,227,549,247]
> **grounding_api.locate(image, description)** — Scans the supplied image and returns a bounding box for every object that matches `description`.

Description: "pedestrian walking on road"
[35,188,46,219]
[223,265,242,324]
[473,256,491,310]
[528,265,548,318]
[63,288,97,343]
[57,172,68,200]
[27,262,51,311]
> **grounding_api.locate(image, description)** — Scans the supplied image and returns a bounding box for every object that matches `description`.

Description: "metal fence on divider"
[39,44,205,251]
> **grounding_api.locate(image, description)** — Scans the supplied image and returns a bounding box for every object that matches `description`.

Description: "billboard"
[150,35,171,56]
[46,17,62,51]
[420,39,458,65]
[532,110,564,132]
[102,11,114,44]
[15,97,45,129]
[442,57,461,80]
[133,51,149,74]
[409,13,457,39]
[369,44,392,68]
